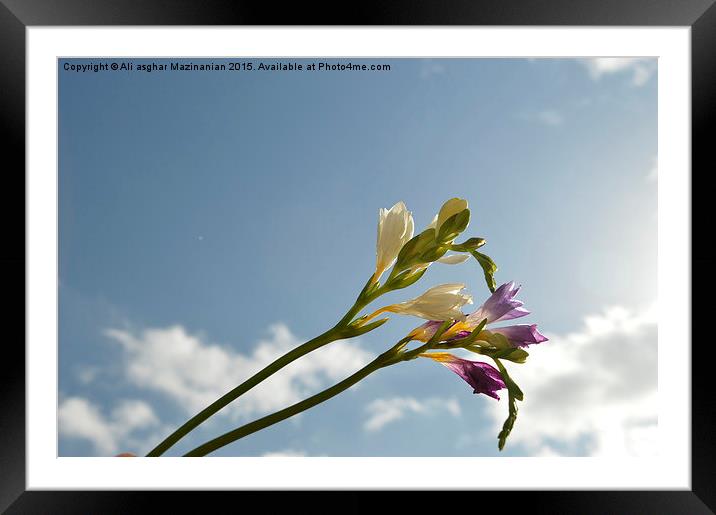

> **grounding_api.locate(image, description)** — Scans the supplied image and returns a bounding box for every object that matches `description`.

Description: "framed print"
[3,0,714,512]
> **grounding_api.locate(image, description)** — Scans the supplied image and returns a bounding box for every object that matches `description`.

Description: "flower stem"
[146,281,380,457]
[146,330,334,456]
[183,349,396,457]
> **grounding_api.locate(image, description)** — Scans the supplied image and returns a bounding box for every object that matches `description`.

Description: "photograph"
[57,56,658,459]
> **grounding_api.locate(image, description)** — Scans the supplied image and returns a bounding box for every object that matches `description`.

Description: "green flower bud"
[436,208,470,244]
[487,331,512,350]
[450,237,486,252]
[470,250,498,293]
[418,244,449,263]
[390,228,435,275]
[385,266,428,289]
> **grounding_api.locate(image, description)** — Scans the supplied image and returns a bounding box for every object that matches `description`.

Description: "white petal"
[422,283,466,295]
[389,283,471,320]
[403,214,415,243]
[426,214,438,230]
[375,201,413,279]
[436,253,470,265]
[391,201,407,211]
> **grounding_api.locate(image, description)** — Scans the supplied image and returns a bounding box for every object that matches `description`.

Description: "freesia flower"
[409,281,547,347]
[374,201,414,281]
[420,352,506,400]
[364,283,473,322]
[466,281,529,324]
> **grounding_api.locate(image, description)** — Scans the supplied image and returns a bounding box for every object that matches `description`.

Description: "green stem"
[184,350,395,457]
[146,288,376,457]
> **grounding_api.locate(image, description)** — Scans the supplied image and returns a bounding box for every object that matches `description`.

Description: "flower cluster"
[145,197,547,457]
[415,281,547,400]
[372,199,474,290]
[363,199,548,449]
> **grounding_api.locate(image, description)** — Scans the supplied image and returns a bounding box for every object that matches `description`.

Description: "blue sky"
[58,57,657,457]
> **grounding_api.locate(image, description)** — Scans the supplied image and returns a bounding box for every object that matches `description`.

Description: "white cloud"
[485,303,657,457]
[363,396,461,433]
[58,397,159,455]
[105,322,375,422]
[262,449,307,457]
[581,58,656,86]
[76,366,100,385]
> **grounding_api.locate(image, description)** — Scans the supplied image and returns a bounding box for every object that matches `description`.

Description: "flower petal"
[436,253,470,265]
[422,352,506,400]
[467,281,530,325]
[375,201,414,279]
[491,324,548,348]
[388,283,472,321]
[426,214,438,230]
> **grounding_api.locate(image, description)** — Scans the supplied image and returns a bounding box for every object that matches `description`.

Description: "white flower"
[375,201,414,280]
[381,283,473,321]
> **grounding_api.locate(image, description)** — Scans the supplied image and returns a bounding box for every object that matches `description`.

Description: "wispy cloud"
[581,58,656,87]
[519,109,564,127]
[76,366,100,385]
[535,110,564,126]
[485,303,657,457]
[58,397,159,455]
[363,396,461,433]
[262,449,307,457]
[104,323,375,422]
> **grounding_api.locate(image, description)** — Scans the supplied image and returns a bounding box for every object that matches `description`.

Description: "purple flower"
[491,324,548,348]
[466,281,529,325]
[421,352,506,400]
[409,281,547,348]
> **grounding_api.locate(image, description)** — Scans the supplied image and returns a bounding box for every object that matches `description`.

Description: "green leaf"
[470,250,498,293]
[493,358,524,451]
[436,209,470,244]
[449,237,486,252]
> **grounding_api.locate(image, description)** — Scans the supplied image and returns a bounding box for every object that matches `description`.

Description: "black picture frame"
[2,1,713,512]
